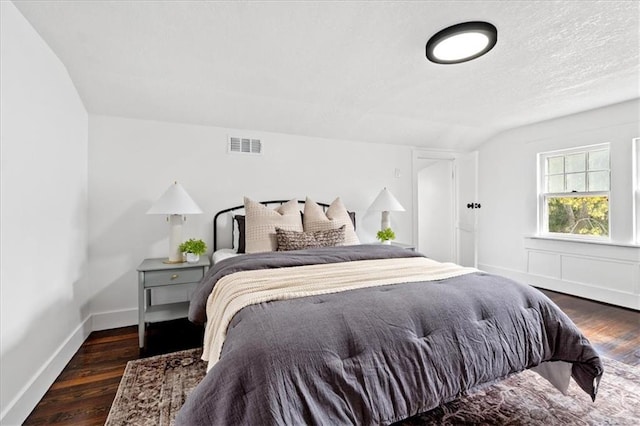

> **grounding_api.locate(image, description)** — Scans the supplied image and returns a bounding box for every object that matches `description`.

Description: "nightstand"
[390,242,416,251]
[137,257,210,348]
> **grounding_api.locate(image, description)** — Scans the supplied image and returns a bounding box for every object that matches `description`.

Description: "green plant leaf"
[376,228,396,241]
[178,238,207,255]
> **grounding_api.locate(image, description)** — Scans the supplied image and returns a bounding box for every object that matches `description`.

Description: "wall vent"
[228,136,263,155]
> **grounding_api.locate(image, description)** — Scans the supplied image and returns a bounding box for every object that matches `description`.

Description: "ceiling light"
[426,21,497,64]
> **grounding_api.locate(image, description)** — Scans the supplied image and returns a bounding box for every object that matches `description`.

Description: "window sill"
[525,235,640,262]
[529,235,639,249]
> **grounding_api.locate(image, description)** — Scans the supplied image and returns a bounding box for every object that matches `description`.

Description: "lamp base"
[381,211,391,231]
[167,214,184,263]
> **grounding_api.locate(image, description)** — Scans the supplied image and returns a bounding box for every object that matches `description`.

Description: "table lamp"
[147,181,203,263]
[368,187,405,231]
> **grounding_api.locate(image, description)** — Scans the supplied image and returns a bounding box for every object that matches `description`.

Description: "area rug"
[105,348,640,425]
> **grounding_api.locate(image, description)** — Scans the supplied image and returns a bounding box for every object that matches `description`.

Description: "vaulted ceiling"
[12,0,640,150]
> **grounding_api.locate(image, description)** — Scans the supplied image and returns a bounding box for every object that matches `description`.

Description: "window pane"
[547,156,564,174]
[588,149,609,170]
[588,171,610,191]
[547,175,564,192]
[546,196,609,236]
[565,153,586,173]
[566,173,586,192]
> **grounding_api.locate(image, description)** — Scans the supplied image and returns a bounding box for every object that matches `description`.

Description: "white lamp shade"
[147,182,203,215]
[368,188,405,212]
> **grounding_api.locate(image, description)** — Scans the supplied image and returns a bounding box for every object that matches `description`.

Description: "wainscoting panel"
[527,251,561,279]
[522,237,639,310]
[561,256,636,294]
[481,237,639,311]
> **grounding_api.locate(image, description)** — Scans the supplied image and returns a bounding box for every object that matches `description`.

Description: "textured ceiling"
[12,0,640,150]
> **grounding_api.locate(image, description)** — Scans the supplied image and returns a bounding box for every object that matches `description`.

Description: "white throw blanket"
[202,256,478,370]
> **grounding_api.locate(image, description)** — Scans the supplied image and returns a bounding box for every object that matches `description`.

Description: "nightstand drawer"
[144,268,203,287]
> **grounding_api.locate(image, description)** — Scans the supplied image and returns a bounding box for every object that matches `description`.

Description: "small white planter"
[381,240,391,245]
[185,253,200,263]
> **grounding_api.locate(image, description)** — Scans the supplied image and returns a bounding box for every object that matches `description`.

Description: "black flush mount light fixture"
[426,21,497,64]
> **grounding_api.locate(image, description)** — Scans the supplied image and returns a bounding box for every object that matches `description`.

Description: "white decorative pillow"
[303,197,360,245]
[244,197,303,253]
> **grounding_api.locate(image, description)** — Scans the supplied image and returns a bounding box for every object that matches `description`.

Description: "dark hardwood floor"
[539,290,640,366]
[23,320,204,426]
[24,289,639,425]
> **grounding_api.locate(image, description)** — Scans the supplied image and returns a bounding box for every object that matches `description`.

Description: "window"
[539,144,610,238]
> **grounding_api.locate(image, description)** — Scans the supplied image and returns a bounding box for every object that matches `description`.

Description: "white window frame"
[537,143,611,240]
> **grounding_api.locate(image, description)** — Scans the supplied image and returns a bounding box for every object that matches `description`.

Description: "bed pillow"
[276,225,346,251]
[233,215,246,253]
[303,197,360,245]
[238,211,347,253]
[244,197,303,253]
[300,211,356,230]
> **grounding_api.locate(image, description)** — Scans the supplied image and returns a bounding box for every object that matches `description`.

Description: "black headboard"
[213,200,331,252]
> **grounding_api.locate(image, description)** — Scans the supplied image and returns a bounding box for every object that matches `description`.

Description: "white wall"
[88,115,414,325]
[477,99,640,309]
[0,2,90,423]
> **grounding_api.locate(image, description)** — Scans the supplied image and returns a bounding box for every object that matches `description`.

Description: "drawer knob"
[171,274,179,280]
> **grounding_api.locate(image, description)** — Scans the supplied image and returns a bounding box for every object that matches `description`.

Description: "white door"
[417,160,455,262]
[456,151,479,267]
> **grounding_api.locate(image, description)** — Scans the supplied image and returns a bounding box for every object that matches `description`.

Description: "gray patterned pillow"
[276,225,346,251]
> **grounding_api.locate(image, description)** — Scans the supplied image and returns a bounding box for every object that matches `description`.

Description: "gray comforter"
[179,245,602,425]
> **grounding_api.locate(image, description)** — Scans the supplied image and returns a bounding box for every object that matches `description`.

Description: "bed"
[177,198,603,425]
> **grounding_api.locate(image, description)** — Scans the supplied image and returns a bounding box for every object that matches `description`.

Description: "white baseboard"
[0,315,93,425]
[91,308,138,331]
[1,308,138,425]
[479,263,640,310]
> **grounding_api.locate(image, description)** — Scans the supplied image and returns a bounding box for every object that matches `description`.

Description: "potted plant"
[376,228,396,245]
[179,238,207,263]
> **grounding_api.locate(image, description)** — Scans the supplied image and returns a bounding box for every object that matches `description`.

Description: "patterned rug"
[105,348,640,425]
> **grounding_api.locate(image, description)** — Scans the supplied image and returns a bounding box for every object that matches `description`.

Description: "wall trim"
[91,308,138,331]
[0,315,93,425]
[479,263,640,311]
